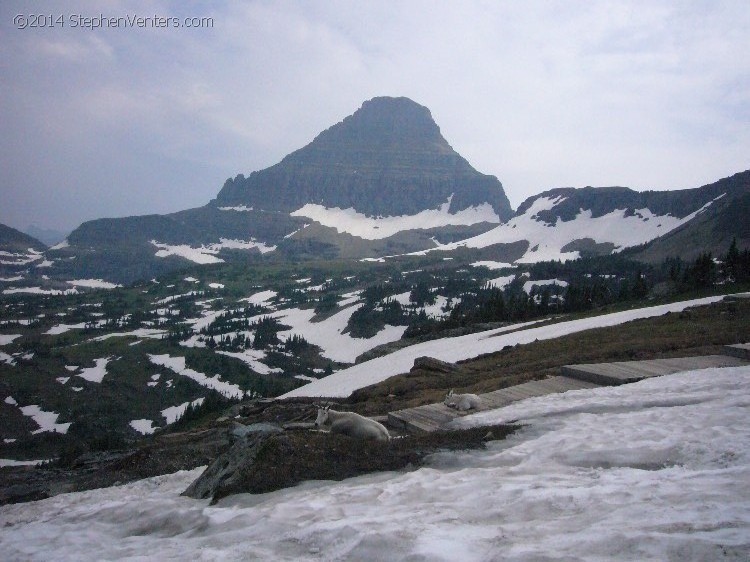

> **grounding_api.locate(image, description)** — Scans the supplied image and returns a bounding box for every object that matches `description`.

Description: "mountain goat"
[315,406,390,441]
[444,389,482,411]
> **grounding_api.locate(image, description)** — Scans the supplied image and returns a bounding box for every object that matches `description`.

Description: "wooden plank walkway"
[388,376,599,433]
[561,354,749,386]
[388,349,749,434]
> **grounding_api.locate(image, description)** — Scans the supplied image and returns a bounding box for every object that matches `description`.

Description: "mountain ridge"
[5,95,747,284]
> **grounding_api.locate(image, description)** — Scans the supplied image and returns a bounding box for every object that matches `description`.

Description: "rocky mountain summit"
[215,96,513,219]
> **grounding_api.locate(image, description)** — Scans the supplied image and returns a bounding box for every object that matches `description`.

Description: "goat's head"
[444,389,455,405]
[315,405,330,427]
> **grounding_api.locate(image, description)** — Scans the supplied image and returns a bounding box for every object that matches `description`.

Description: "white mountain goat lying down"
[444,389,482,411]
[315,406,391,441]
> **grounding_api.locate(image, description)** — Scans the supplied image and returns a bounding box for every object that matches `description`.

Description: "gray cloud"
[1,0,748,233]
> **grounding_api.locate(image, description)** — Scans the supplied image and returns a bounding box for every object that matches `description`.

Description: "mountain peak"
[312,96,443,147]
[216,97,513,219]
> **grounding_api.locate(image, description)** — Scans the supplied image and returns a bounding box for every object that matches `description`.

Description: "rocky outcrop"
[411,356,460,373]
[182,422,283,501]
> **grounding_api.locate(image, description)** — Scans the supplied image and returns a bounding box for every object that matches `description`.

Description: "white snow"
[2,365,749,561]
[471,260,516,270]
[18,404,71,434]
[76,357,112,384]
[90,328,166,342]
[390,291,412,306]
[66,279,121,289]
[208,283,224,289]
[151,238,276,264]
[218,205,253,211]
[0,249,43,266]
[184,276,199,282]
[49,239,69,250]
[216,349,281,375]
[523,278,569,293]
[487,274,516,289]
[45,323,86,335]
[291,195,500,240]
[213,238,276,253]
[154,291,200,305]
[338,290,362,306]
[0,334,21,345]
[2,286,77,295]
[148,354,244,399]
[422,295,452,318]
[440,194,724,263]
[0,458,50,467]
[273,305,408,363]
[239,289,277,307]
[161,397,205,425]
[0,275,24,282]
[282,295,725,398]
[1,351,17,365]
[151,241,224,264]
[129,419,158,435]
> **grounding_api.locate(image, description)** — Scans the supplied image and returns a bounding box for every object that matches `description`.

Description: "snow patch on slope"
[291,195,500,240]
[66,279,121,289]
[151,238,276,265]
[148,354,244,398]
[442,194,724,263]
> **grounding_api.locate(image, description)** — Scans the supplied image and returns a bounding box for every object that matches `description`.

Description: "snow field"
[437,194,725,264]
[1,366,748,561]
[291,195,500,240]
[148,354,245,399]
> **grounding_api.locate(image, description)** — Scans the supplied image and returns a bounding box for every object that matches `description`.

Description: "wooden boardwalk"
[561,354,748,386]
[388,376,599,433]
[387,345,749,434]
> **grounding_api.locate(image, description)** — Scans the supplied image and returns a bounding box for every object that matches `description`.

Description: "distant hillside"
[23,225,67,247]
[0,224,46,253]
[441,170,750,264]
[629,170,750,263]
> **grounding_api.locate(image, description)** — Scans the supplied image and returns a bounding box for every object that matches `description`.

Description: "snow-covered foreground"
[2,366,749,561]
[283,295,725,398]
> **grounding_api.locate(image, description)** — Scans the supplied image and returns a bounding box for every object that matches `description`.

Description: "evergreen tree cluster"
[664,239,750,291]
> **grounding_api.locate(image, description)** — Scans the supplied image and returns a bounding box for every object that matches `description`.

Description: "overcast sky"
[1,0,749,234]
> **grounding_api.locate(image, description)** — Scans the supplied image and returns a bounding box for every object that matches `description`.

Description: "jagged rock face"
[215,97,513,220]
